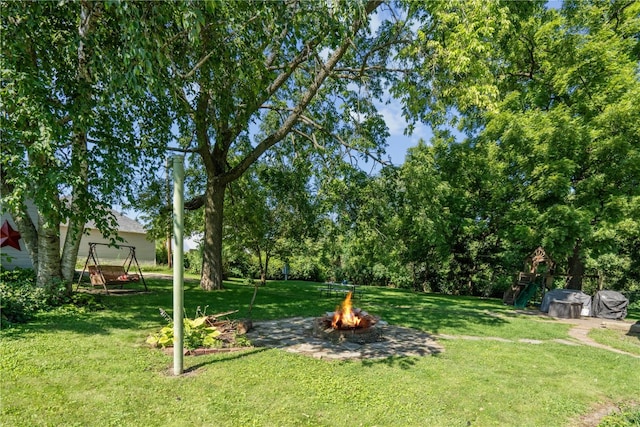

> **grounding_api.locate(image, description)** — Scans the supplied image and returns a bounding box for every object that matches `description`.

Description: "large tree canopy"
[134,0,396,290]
[326,0,639,295]
[1,1,171,288]
[394,0,640,290]
[4,0,638,298]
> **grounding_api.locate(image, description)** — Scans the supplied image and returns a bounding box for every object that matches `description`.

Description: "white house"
[0,200,38,269]
[66,211,156,267]
[1,203,156,270]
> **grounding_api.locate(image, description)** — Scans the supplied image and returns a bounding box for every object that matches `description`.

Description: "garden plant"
[1,276,639,426]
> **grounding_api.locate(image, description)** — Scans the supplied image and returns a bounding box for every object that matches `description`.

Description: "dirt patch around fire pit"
[244,317,444,360]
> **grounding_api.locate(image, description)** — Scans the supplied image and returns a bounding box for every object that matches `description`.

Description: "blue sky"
[376,99,433,166]
[367,5,434,167]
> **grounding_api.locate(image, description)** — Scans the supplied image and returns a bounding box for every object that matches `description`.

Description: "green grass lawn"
[588,328,640,357]
[1,278,639,426]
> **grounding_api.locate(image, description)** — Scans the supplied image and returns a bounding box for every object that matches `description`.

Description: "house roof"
[58,196,147,235]
[84,210,147,234]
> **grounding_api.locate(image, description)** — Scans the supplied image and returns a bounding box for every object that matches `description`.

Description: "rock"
[236,319,253,334]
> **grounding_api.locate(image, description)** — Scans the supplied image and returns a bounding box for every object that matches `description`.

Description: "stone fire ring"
[244,317,444,361]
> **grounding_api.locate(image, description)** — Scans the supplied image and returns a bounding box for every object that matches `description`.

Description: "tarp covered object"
[541,289,592,317]
[592,290,628,320]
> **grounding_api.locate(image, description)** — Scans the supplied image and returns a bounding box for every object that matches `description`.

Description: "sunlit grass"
[1,278,639,427]
[588,328,640,356]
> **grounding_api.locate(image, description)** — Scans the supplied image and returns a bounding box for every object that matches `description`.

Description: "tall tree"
[224,150,319,285]
[1,2,171,288]
[396,0,640,290]
[140,0,391,290]
[338,166,408,287]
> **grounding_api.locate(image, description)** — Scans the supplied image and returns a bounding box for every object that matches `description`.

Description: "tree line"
[2,1,638,296]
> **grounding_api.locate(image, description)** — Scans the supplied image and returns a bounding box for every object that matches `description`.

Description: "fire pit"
[312,292,383,344]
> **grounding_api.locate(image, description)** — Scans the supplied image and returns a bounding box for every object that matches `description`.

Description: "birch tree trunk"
[60,1,96,289]
[4,197,39,272]
[36,214,62,288]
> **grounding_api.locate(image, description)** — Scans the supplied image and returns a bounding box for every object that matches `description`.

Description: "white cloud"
[369,11,382,34]
[377,100,432,165]
[379,105,406,136]
[319,47,332,62]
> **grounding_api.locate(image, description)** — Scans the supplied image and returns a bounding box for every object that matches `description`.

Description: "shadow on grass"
[360,289,510,334]
[178,347,270,375]
[2,278,516,341]
[628,322,640,342]
[360,355,423,370]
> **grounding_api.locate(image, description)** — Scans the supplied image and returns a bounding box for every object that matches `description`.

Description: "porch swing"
[76,242,148,294]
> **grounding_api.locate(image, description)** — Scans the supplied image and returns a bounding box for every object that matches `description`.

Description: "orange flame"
[331,292,361,329]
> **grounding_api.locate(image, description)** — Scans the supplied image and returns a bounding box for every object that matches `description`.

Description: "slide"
[514,279,541,309]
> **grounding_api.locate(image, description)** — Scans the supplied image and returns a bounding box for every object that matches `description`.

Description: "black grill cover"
[592,290,628,320]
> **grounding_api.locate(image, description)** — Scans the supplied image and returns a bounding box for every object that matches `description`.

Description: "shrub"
[0,268,104,326]
[146,317,223,350]
[223,250,254,279]
[155,241,169,265]
[184,248,203,274]
[0,268,48,325]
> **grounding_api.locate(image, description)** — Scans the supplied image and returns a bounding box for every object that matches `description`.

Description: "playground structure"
[503,247,555,309]
[504,246,605,310]
[502,247,628,319]
[76,242,147,294]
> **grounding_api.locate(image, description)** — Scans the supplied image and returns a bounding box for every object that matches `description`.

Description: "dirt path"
[436,313,640,359]
[553,316,640,359]
[444,314,640,426]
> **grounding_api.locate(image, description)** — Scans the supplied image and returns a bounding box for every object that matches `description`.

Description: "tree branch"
[184,194,205,211]
[221,1,384,183]
[167,146,198,154]
[176,13,263,80]
[296,114,391,167]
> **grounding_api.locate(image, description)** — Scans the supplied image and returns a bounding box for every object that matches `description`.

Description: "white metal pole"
[172,156,184,375]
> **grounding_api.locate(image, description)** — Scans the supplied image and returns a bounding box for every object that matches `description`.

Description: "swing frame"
[76,242,148,294]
